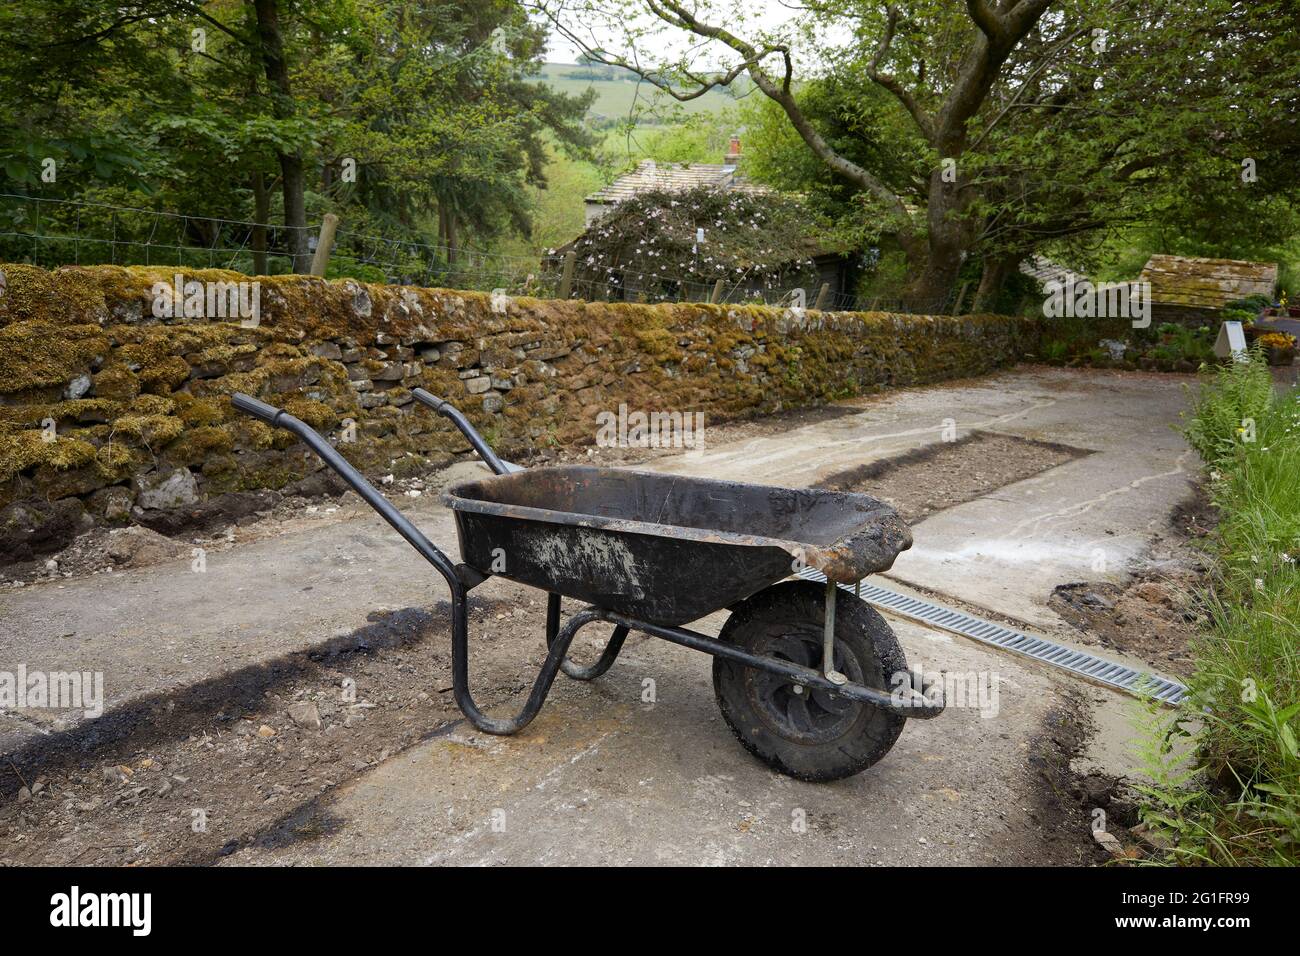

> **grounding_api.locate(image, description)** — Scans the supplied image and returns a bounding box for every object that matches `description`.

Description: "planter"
[1266,346,1296,367]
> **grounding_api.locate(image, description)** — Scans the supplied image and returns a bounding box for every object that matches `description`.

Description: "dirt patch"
[1049,578,1203,678]
[522,401,866,469]
[1015,690,1142,865]
[816,430,1089,523]
[0,588,625,865]
[1048,485,1216,678]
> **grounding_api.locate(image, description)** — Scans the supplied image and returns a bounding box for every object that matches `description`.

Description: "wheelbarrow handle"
[230,393,284,426]
[410,388,516,476]
[228,393,459,584]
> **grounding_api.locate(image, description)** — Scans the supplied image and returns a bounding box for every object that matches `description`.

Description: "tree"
[251,0,309,270]
[0,0,594,273]
[535,0,1300,306]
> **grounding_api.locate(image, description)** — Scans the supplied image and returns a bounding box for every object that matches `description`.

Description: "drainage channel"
[794,567,1188,706]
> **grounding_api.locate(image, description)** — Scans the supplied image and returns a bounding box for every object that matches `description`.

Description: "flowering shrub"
[1257,331,1296,350]
[564,185,826,302]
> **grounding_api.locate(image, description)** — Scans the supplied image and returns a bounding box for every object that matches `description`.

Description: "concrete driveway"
[1,367,1196,865]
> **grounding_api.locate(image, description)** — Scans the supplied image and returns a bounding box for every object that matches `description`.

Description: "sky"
[539,0,814,67]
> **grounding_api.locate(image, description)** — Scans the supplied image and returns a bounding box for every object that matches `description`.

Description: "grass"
[535,63,741,127]
[1137,351,1300,865]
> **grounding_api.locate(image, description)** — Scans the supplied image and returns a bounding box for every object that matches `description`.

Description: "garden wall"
[0,263,1038,560]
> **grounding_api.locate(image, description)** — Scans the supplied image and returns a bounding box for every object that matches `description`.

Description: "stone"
[256,724,276,738]
[372,362,405,382]
[482,394,505,414]
[288,702,322,730]
[1133,582,1175,607]
[344,280,372,318]
[64,374,93,400]
[464,376,491,394]
[311,342,342,361]
[530,344,571,361]
[134,468,199,510]
[104,526,187,568]
[268,366,320,391]
[358,392,387,409]
[1091,828,1126,858]
[89,486,134,523]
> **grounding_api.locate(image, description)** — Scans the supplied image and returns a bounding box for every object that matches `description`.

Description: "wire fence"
[0,192,958,315]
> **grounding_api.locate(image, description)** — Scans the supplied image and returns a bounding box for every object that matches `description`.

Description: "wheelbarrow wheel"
[712,580,907,782]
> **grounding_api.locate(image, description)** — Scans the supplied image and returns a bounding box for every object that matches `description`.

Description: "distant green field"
[535,62,744,126]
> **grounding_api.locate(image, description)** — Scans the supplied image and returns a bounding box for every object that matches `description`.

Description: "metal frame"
[231,391,944,737]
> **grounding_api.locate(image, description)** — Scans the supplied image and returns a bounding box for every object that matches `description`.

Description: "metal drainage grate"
[793,567,1188,706]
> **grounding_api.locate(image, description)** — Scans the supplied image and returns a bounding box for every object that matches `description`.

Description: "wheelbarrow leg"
[822,578,848,686]
[451,590,607,735]
[544,592,630,681]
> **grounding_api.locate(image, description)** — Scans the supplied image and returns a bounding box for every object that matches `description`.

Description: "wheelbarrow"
[231,390,944,781]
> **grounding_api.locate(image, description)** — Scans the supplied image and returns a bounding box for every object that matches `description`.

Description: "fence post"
[558,249,577,299]
[813,282,830,311]
[310,213,340,277]
[710,279,725,304]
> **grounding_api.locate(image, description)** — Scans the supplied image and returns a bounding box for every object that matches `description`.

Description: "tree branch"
[865,5,935,142]
[646,0,916,232]
[965,0,1003,43]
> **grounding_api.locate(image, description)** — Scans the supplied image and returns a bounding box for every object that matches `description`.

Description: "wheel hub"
[745,627,864,744]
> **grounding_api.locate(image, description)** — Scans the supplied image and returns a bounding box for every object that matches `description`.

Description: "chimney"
[724,134,741,167]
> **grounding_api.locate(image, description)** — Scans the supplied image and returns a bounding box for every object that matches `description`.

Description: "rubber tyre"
[712,581,908,782]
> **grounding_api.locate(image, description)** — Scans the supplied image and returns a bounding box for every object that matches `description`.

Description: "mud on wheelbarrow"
[232,390,945,782]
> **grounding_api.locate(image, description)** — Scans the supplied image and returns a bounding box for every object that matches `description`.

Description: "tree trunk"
[251,171,270,276]
[903,170,968,311]
[253,0,309,273]
[973,254,1021,313]
[439,205,457,267]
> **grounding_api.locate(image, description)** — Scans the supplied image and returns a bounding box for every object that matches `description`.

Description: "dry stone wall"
[0,263,1038,560]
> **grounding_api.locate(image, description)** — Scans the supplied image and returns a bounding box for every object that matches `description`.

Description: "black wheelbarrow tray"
[232,389,944,781]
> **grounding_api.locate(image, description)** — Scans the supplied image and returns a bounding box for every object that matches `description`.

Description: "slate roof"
[584,160,769,207]
[1020,254,1089,288]
[1139,255,1278,310]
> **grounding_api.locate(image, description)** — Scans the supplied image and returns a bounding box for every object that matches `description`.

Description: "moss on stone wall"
[0,262,1038,557]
